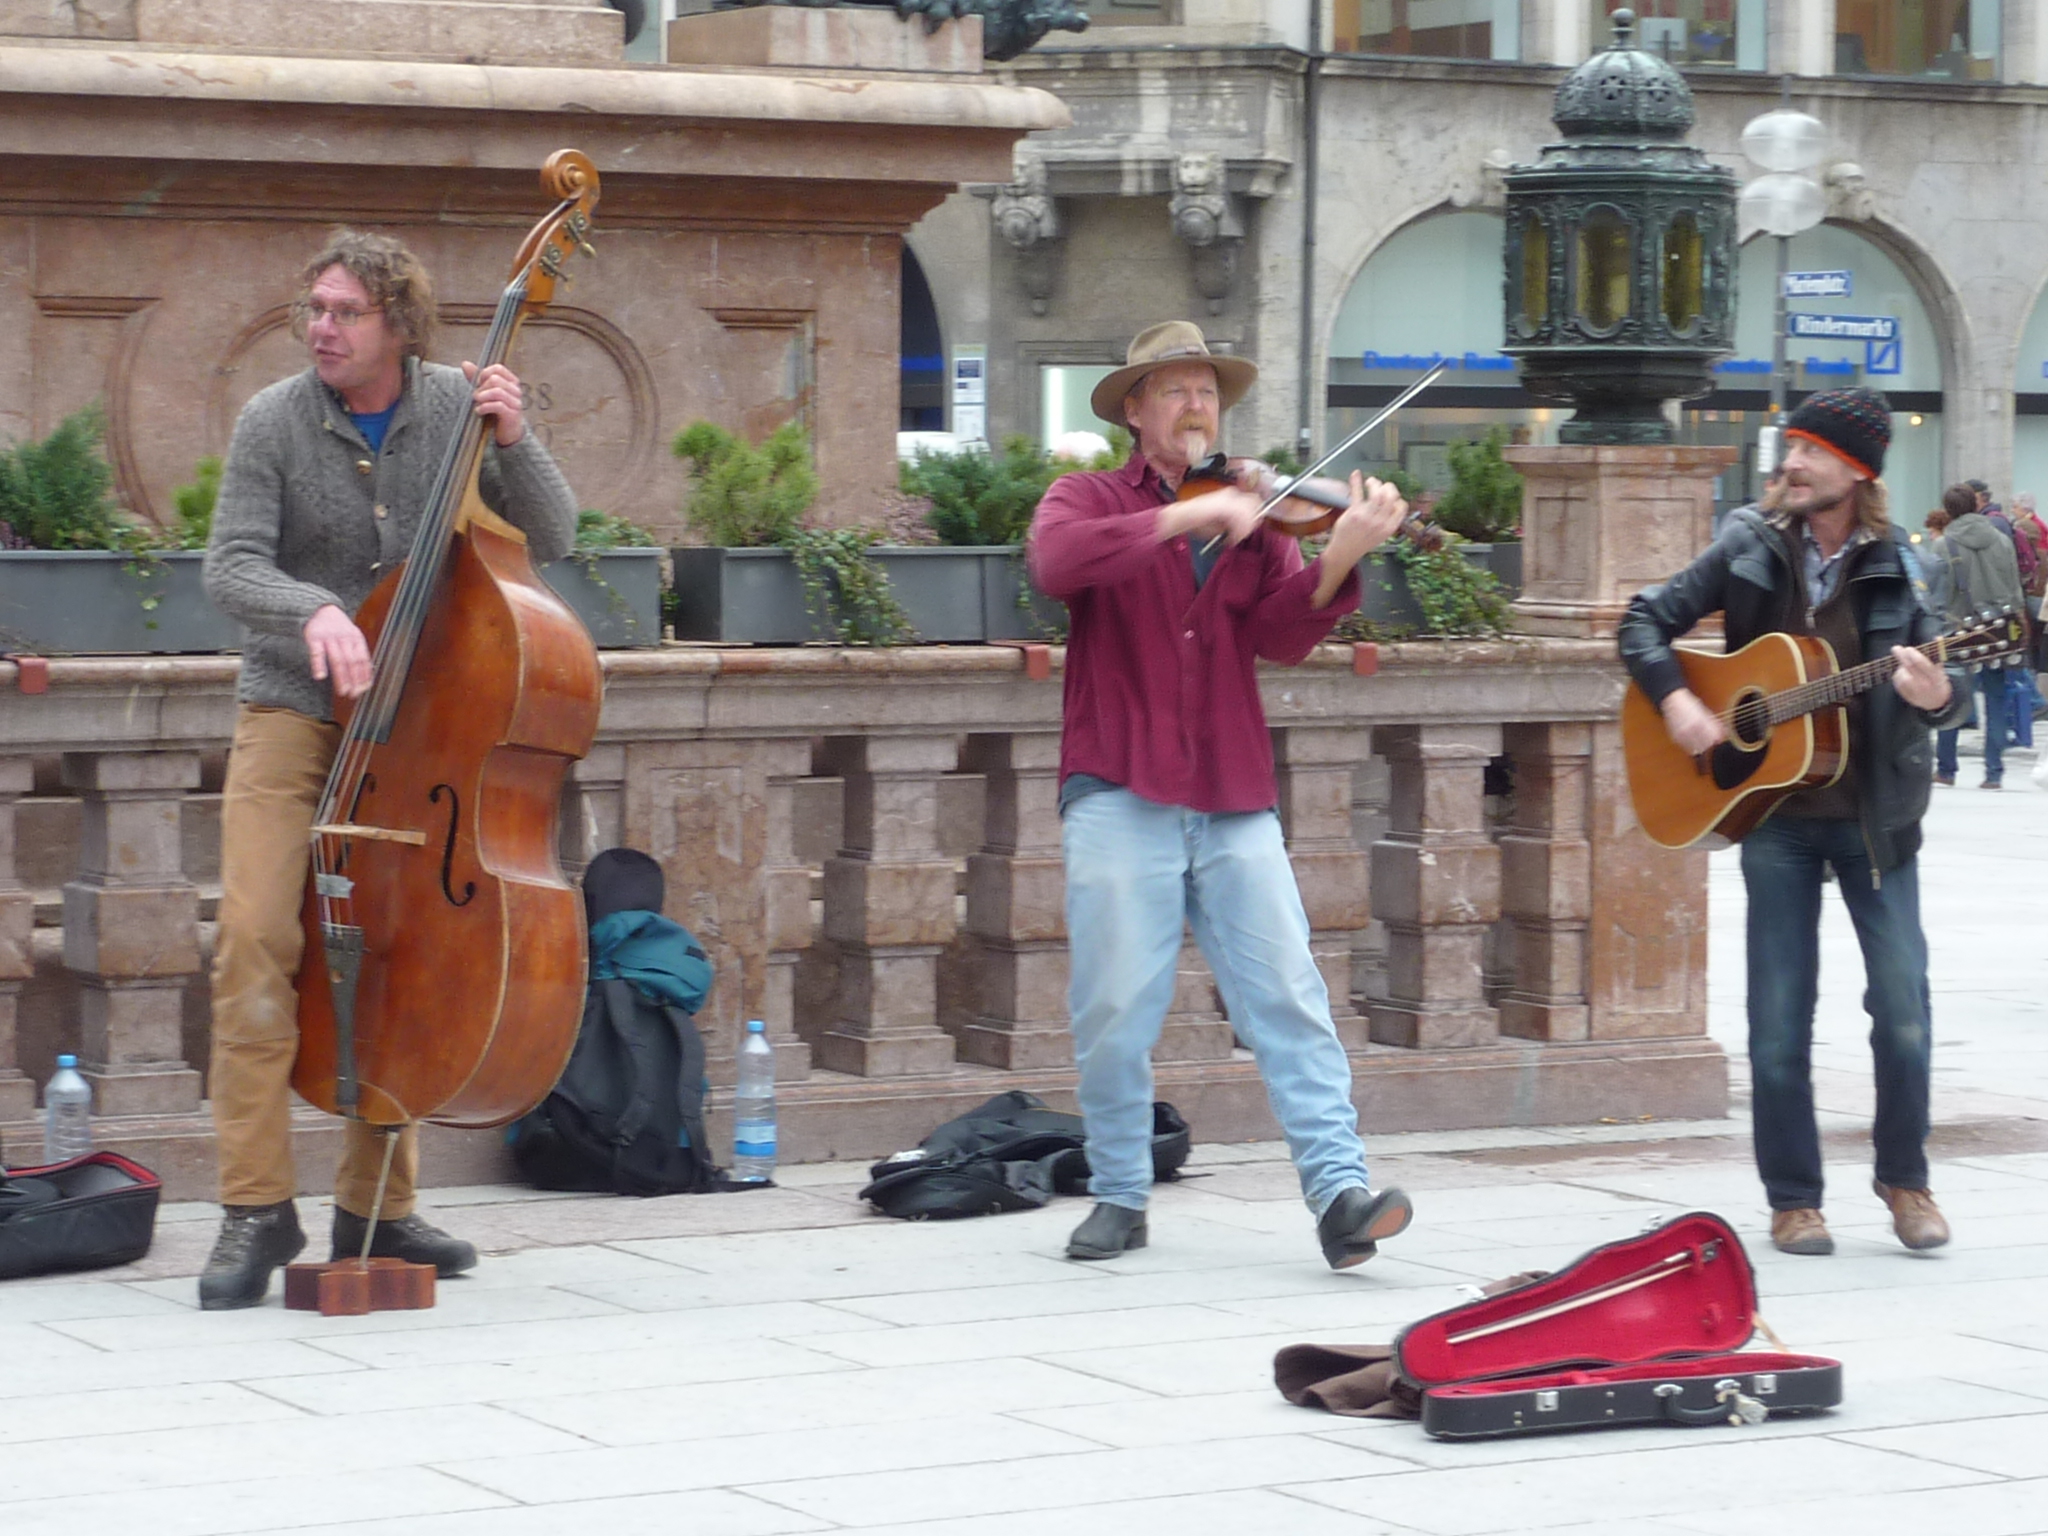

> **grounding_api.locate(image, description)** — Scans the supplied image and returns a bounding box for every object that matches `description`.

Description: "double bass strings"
[311,277,528,933]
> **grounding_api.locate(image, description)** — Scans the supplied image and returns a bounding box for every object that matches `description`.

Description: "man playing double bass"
[198,231,579,1310]
[1618,389,1965,1258]
[1027,321,1415,1268]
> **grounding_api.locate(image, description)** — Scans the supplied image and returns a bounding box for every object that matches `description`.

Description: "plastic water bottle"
[43,1054,93,1164]
[732,1021,778,1184]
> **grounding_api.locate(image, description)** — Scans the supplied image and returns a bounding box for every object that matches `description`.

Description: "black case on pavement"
[0,1151,161,1279]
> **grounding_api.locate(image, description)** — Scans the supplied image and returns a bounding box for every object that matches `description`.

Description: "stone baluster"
[1275,726,1373,1049]
[958,731,1069,1069]
[561,742,626,885]
[1367,725,1502,1049]
[758,738,815,1080]
[816,735,959,1077]
[1160,942,1234,1061]
[0,758,36,1125]
[1349,752,1393,1018]
[1498,723,1593,1040]
[60,751,204,1115]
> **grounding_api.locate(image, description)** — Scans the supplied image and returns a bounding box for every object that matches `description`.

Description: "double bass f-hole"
[429,784,477,908]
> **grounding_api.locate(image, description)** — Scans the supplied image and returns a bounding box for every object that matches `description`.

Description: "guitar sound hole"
[1728,695,1771,750]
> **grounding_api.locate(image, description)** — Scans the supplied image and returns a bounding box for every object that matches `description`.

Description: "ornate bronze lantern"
[1503,10,1737,443]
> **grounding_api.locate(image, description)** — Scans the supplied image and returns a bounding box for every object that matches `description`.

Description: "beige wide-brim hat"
[1090,321,1259,429]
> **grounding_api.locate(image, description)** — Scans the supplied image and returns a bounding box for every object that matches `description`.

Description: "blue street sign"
[1866,337,1902,375]
[1782,270,1854,298]
[1787,312,1898,342]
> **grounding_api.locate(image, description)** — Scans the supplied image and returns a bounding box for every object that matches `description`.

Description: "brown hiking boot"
[1873,1180,1951,1250]
[1770,1207,1834,1255]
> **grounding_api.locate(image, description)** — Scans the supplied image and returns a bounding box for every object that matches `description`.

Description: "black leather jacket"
[1617,510,1969,872]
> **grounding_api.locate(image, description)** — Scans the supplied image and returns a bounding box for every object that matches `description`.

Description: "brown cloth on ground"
[1274,1271,1550,1418]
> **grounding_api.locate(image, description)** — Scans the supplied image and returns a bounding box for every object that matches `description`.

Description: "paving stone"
[822,1487,1408,1536]
[445,1412,1101,1503]
[1286,1437,1989,1535]
[248,1338,856,1415]
[740,1436,1403,1526]
[0,1405,582,1506]
[0,1339,363,1401]
[0,1467,503,1536]
[1659,1478,2048,1536]
[0,1380,306,1444]
[1838,1411,2048,1477]
[279,1490,830,1536]
[500,1356,1142,1446]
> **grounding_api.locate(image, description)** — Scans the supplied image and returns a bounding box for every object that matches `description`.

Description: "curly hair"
[296,229,436,359]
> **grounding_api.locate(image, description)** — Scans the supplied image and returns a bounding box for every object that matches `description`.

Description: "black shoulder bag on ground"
[858,1089,1191,1220]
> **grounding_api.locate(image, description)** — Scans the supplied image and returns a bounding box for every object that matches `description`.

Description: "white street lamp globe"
[1740,109,1829,173]
[1740,172,1827,237]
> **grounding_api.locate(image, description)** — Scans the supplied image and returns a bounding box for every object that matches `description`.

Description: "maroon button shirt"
[1027,452,1360,814]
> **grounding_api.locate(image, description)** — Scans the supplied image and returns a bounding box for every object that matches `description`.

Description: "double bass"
[292,151,606,1136]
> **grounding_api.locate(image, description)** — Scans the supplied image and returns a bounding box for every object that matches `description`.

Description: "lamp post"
[1738,86,1827,473]
[1501,10,1736,444]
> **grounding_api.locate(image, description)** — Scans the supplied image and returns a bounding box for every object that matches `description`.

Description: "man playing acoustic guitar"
[1618,389,1967,1256]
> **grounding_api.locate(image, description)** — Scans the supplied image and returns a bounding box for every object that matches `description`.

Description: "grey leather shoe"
[198,1200,306,1310]
[330,1210,479,1276]
[1316,1186,1413,1270]
[1067,1202,1148,1260]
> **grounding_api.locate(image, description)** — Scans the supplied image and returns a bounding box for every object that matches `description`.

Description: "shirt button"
[374,503,388,520]
[356,460,374,476]
[1184,630,1194,640]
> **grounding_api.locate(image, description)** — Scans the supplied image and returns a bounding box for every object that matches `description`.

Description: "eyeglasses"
[292,300,384,329]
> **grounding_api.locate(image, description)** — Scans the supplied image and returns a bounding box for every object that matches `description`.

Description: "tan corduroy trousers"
[210,704,418,1216]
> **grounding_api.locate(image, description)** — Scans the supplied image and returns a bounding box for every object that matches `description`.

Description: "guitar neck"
[1762,639,1935,728]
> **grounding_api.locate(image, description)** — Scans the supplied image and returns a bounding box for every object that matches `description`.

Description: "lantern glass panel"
[1575,207,1633,332]
[1662,213,1704,333]
[1515,214,1550,336]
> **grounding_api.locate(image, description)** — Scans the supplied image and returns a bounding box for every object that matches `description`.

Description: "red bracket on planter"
[1352,642,1379,677]
[3,655,48,695]
[991,640,1053,682]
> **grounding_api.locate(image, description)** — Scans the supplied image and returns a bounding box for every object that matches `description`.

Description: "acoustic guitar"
[1621,610,2028,850]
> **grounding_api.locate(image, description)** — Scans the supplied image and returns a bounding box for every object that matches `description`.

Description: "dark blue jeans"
[1740,816,1932,1210]
[1935,671,2008,782]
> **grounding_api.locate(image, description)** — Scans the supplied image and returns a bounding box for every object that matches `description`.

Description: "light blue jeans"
[1061,788,1371,1215]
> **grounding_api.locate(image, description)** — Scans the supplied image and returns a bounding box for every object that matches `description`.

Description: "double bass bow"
[292,150,606,1136]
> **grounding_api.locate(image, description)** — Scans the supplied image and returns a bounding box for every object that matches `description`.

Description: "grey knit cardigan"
[204,359,579,721]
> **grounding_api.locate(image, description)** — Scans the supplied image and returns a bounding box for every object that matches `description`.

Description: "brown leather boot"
[1873,1180,1951,1250]
[1770,1207,1834,1255]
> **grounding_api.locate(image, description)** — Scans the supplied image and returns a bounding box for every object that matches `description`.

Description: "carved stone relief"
[1169,153,1243,316]
[990,155,1062,316]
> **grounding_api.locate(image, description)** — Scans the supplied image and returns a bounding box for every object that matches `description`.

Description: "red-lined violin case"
[1393,1212,1841,1440]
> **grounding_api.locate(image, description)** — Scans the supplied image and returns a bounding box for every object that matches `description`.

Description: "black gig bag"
[1392,1212,1841,1440]
[0,1151,160,1280]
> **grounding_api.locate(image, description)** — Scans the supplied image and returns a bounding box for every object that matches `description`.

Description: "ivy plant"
[1391,538,1514,637]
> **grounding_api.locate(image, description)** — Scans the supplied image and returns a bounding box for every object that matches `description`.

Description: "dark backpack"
[509,974,726,1196]
[858,1089,1191,1220]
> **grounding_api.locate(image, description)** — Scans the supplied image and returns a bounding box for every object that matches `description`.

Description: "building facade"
[902,0,2048,524]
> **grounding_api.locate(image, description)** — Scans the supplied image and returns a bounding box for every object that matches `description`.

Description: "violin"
[1178,453,1444,552]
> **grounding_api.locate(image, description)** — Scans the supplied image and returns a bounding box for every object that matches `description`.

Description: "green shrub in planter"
[1430,426,1523,544]
[675,419,909,645]
[171,456,223,550]
[906,430,1129,548]
[1390,537,1513,637]
[0,404,137,552]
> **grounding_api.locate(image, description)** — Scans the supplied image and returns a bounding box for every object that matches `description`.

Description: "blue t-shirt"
[348,402,399,454]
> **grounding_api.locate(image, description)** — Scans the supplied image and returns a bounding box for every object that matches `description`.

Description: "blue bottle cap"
[746,1020,766,1033]
[56,1053,77,1068]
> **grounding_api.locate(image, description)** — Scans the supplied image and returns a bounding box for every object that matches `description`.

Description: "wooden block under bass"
[283,1257,436,1315]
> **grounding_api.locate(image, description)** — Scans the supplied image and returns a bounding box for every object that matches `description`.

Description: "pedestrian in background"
[1933,482,2026,788]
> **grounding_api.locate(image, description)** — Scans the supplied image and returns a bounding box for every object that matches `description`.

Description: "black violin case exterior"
[1392,1212,1841,1440]
[0,1151,160,1279]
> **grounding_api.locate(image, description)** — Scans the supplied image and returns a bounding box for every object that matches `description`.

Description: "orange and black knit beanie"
[1784,387,1891,478]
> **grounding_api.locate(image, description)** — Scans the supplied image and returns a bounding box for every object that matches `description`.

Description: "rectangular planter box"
[540,547,664,649]
[669,544,1067,644]
[0,550,240,654]
[1355,544,1505,633]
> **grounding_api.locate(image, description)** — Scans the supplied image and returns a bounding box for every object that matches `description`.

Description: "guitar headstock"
[1940,606,2030,670]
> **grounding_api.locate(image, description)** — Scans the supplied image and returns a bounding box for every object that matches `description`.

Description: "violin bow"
[1198,358,1452,556]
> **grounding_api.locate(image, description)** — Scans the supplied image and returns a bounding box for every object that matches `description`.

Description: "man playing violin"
[1028,320,1416,1268]
[1618,389,1964,1257]
[197,231,578,1309]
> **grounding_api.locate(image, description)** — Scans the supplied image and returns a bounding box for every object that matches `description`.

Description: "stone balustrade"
[0,641,1722,1196]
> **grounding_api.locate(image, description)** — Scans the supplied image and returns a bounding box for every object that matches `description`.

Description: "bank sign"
[1360,350,1516,373]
